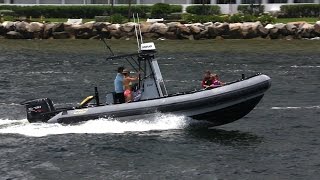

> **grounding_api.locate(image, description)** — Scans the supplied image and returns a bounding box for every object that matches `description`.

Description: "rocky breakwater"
[1,21,320,40]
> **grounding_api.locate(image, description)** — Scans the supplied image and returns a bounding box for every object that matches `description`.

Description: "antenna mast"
[133,14,140,52]
[137,13,144,45]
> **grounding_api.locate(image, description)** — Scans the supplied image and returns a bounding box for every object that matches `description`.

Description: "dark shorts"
[115,92,125,104]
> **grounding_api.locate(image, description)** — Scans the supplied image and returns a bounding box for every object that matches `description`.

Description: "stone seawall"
[1,21,320,40]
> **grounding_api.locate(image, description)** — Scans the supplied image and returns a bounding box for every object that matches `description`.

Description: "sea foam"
[0,114,191,137]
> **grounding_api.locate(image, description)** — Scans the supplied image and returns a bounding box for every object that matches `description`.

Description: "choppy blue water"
[0,40,319,179]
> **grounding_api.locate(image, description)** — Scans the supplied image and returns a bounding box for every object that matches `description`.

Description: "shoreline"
[1,21,320,40]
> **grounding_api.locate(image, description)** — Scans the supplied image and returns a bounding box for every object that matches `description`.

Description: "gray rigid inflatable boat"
[48,74,270,125]
[21,42,271,126]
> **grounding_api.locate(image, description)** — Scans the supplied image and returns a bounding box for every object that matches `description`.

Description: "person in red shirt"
[210,74,224,88]
[201,70,213,89]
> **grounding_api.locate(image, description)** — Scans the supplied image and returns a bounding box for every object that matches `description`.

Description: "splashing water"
[271,105,320,110]
[0,114,193,137]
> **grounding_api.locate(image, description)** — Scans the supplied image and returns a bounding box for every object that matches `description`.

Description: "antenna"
[101,37,114,56]
[137,13,144,45]
[133,14,140,52]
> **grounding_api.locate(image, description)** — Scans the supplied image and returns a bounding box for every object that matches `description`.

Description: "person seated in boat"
[209,74,224,88]
[114,66,125,104]
[201,70,213,89]
[123,69,139,102]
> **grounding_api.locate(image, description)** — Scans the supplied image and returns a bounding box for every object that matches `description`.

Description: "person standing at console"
[114,66,125,104]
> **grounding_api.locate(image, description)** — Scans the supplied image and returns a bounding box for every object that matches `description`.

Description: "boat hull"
[190,94,264,126]
[45,74,271,126]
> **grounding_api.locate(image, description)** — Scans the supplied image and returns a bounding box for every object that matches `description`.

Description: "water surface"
[0,39,319,179]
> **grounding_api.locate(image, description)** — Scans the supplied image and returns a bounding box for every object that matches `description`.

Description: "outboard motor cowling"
[21,98,56,123]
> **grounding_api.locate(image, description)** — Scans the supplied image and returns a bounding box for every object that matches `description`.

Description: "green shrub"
[186,5,221,15]
[170,5,183,13]
[257,14,275,24]
[182,13,275,24]
[167,13,183,20]
[0,9,15,16]
[150,3,182,18]
[131,5,152,18]
[228,14,243,23]
[0,5,151,19]
[95,16,109,22]
[110,14,125,24]
[182,14,224,23]
[237,5,264,16]
[151,3,171,18]
[280,4,320,18]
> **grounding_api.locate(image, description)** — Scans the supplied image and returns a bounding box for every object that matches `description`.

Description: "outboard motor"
[21,98,56,123]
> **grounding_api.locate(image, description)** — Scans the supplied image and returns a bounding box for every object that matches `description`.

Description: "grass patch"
[275,17,320,24]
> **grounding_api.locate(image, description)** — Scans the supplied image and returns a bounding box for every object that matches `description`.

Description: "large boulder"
[189,24,202,34]
[27,22,44,32]
[6,31,23,39]
[172,24,191,39]
[264,24,274,29]
[176,24,190,35]
[0,23,4,36]
[93,22,111,31]
[192,23,205,29]
[207,22,229,38]
[109,29,122,39]
[166,22,182,32]
[93,22,111,38]
[265,24,280,39]
[300,23,315,38]
[241,22,260,39]
[74,22,94,39]
[139,22,152,33]
[149,23,168,35]
[15,21,29,33]
[199,29,209,39]
[203,22,213,29]
[228,23,242,39]
[26,22,44,39]
[119,22,136,33]
[53,31,71,39]
[2,21,15,32]
[77,31,97,39]
[269,28,280,39]
[108,24,120,31]
[63,23,77,38]
[207,24,216,38]
[314,21,320,35]
[52,23,64,32]
[81,22,94,31]
[214,22,230,36]
[43,23,56,39]
[142,32,159,39]
[15,21,35,39]
[274,23,287,36]
[285,23,298,36]
[257,25,269,38]
[164,32,176,39]
[119,31,135,39]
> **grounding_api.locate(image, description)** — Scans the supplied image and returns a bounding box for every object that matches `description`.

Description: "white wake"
[271,105,320,110]
[0,114,191,137]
